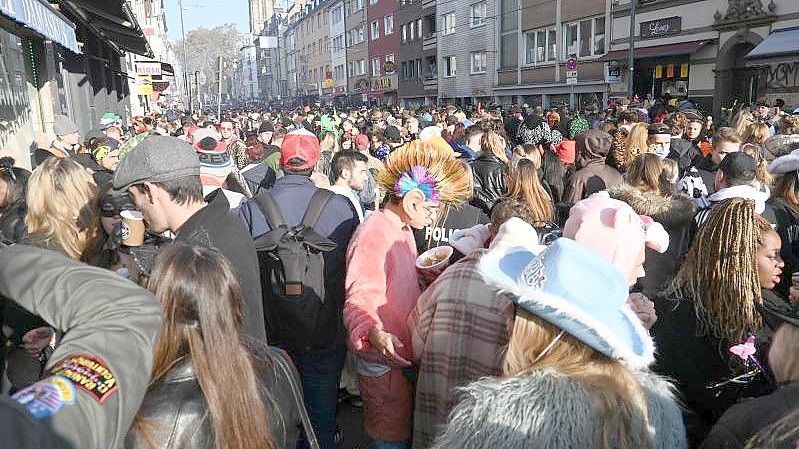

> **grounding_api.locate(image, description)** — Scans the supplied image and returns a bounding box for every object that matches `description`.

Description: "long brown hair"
[771,171,799,214]
[140,243,277,449]
[667,198,763,343]
[503,311,651,449]
[624,153,670,196]
[506,158,554,223]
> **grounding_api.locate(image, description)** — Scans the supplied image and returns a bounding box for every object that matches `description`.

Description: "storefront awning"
[599,40,711,62]
[0,0,80,53]
[61,0,152,57]
[745,27,799,66]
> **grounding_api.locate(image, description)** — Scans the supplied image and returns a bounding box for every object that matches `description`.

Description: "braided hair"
[667,198,763,343]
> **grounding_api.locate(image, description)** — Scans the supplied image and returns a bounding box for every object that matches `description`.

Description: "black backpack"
[253,190,337,354]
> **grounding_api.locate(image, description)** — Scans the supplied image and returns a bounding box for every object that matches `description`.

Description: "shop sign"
[136,76,153,95]
[0,0,80,53]
[666,63,674,78]
[371,75,397,92]
[355,78,369,93]
[640,17,681,38]
[680,63,689,78]
[655,65,663,79]
[324,78,334,88]
[605,62,623,84]
[384,60,396,74]
[334,86,346,94]
[136,62,162,76]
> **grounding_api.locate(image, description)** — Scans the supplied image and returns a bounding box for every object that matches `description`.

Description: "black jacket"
[414,203,490,257]
[125,346,305,449]
[700,381,799,449]
[768,198,799,296]
[470,153,508,215]
[668,138,701,177]
[652,290,790,446]
[680,154,718,198]
[177,190,267,344]
[0,200,26,243]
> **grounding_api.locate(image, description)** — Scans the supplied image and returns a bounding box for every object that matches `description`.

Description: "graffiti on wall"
[757,62,799,91]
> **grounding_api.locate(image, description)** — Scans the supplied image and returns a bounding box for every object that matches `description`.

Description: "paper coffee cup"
[415,245,454,271]
[120,210,145,247]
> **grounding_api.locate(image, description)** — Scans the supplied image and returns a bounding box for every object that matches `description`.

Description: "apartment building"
[397,0,425,107]
[294,0,333,101]
[330,0,349,101]
[436,0,495,106]
[607,0,799,115]
[367,0,400,105]
[250,0,275,35]
[345,0,369,104]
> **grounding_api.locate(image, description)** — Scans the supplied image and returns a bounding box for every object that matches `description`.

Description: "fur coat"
[431,368,687,449]
[608,185,696,297]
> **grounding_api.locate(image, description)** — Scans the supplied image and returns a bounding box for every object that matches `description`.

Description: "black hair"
[540,148,566,205]
[331,151,368,181]
[140,175,204,206]
[283,157,314,176]
[0,157,30,213]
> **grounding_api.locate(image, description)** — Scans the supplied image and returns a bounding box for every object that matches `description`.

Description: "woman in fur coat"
[431,238,687,449]
[609,153,696,298]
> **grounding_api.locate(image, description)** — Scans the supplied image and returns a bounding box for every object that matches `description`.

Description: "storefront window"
[0,29,33,148]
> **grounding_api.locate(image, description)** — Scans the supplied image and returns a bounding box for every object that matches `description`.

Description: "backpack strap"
[252,191,287,230]
[301,189,335,229]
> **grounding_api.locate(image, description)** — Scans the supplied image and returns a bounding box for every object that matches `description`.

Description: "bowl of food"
[415,245,454,271]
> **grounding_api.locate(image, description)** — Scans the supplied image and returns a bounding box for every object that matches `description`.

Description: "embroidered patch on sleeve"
[12,375,76,419]
[49,355,118,403]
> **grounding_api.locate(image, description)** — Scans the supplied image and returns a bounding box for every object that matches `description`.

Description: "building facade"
[345,0,369,104]
[367,0,400,104]
[329,0,348,102]
[397,0,425,107]
[293,0,333,102]
[250,0,275,35]
[492,0,607,109]
[607,0,799,115]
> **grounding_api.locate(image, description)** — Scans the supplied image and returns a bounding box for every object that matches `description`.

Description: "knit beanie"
[568,115,590,139]
[563,191,668,286]
[192,129,232,187]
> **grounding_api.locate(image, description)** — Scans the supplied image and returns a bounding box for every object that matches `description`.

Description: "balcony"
[422,0,435,9]
[423,34,436,52]
[423,76,437,90]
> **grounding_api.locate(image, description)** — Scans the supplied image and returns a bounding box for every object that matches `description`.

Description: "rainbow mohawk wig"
[378,140,471,205]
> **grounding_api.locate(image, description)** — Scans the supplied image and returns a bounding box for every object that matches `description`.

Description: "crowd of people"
[1,95,799,449]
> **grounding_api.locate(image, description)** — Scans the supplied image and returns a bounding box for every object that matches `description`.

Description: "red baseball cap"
[280,128,320,170]
[355,133,369,148]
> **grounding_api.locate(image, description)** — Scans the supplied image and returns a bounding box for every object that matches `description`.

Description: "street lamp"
[179,0,191,112]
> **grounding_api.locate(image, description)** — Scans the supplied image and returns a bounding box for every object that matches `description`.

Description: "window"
[370,0,377,5]
[371,21,380,40]
[385,15,394,34]
[563,16,605,58]
[401,61,408,79]
[355,0,364,11]
[524,26,556,65]
[470,2,487,27]
[385,53,395,63]
[371,58,381,76]
[332,5,343,23]
[442,12,455,35]
[443,55,456,77]
[426,14,436,36]
[470,51,486,73]
[402,24,407,42]
[359,59,366,75]
[417,18,423,38]
[499,0,518,68]
[409,21,415,40]
[348,61,356,77]
[332,35,344,52]
[427,56,437,78]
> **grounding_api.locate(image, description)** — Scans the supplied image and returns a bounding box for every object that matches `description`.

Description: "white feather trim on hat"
[768,148,799,175]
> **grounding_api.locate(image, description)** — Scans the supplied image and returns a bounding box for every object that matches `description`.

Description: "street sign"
[566,70,578,78]
[566,76,578,85]
[566,57,578,71]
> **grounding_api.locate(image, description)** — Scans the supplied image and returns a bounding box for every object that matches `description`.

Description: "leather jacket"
[470,153,508,215]
[126,345,308,449]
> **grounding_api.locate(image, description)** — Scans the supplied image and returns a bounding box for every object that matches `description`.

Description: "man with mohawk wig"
[343,141,470,449]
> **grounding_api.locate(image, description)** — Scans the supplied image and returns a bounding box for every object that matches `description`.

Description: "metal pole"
[179,0,191,112]
[217,55,223,119]
[195,70,200,112]
[627,0,636,100]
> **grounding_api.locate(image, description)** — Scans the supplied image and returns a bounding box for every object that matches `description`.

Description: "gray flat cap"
[53,115,78,136]
[113,135,200,191]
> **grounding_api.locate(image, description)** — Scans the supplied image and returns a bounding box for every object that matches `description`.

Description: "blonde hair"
[733,110,755,137]
[612,123,651,172]
[743,122,771,145]
[25,157,101,261]
[740,143,772,187]
[769,323,799,383]
[503,311,652,449]
[320,131,339,153]
[668,198,762,343]
[480,130,509,164]
[771,172,799,214]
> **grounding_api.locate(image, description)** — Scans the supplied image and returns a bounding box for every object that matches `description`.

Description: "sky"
[164,0,251,41]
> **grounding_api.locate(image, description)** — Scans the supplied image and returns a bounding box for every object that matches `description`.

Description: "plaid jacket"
[408,250,516,449]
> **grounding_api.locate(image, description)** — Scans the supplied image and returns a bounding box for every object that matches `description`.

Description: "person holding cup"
[344,141,471,449]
